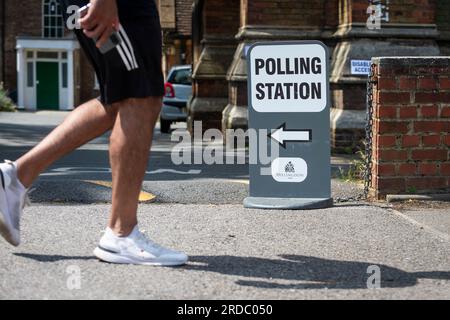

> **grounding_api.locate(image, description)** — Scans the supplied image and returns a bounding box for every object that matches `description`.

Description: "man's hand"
[79,0,119,49]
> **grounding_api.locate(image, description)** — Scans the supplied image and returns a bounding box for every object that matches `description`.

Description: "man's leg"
[108,97,162,236]
[16,99,118,188]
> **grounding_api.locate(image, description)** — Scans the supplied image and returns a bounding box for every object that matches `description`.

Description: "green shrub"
[0,83,16,112]
[336,142,367,183]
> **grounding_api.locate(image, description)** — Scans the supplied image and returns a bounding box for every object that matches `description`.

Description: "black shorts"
[61,0,165,105]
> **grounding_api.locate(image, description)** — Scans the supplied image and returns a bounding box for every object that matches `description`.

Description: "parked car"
[160,65,192,133]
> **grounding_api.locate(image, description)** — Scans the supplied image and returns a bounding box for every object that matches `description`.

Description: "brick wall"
[175,0,192,36]
[243,0,325,27]
[4,0,41,92]
[349,0,435,24]
[388,0,435,24]
[204,0,239,36]
[370,57,450,199]
[324,0,338,30]
[157,0,176,30]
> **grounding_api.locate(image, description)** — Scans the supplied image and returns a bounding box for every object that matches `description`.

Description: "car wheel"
[160,119,171,133]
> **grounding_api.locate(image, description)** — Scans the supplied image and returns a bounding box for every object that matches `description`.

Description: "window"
[43,0,64,38]
[37,51,59,59]
[27,63,34,87]
[62,63,68,88]
[167,68,192,85]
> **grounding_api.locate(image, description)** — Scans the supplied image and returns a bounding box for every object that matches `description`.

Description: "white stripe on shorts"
[118,25,139,69]
[116,45,132,71]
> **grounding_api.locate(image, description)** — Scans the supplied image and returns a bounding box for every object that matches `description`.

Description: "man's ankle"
[108,223,137,237]
[15,161,32,189]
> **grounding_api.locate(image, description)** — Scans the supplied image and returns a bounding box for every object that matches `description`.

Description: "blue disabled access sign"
[244,41,332,210]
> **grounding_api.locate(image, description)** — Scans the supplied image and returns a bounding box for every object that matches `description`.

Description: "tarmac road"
[1,203,449,299]
[1,111,449,300]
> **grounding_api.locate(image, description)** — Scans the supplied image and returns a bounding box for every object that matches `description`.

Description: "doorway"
[36,61,59,110]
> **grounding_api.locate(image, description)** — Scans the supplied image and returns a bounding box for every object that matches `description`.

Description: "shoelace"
[136,231,163,251]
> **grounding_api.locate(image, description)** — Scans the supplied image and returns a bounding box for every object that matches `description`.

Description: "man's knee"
[109,128,148,154]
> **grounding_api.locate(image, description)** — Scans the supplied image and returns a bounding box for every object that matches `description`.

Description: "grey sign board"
[244,41,333,209]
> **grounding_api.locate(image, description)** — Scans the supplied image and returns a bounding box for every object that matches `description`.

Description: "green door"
[36,62,59,110]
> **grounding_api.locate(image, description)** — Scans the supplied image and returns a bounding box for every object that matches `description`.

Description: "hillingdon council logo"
[285,161,295,173]
[271,158,307,183]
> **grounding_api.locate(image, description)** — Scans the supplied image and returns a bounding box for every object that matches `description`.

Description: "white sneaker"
[0,160,29,246]
[93,226,188,266]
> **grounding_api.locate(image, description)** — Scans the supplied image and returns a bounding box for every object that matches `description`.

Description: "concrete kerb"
[386,193,450,203]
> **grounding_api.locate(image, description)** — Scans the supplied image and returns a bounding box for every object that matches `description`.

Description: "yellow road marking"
[233,179,250,185]
[84,180,157,203]
[85,180,113,188]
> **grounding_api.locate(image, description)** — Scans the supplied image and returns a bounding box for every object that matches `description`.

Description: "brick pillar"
[222,0,329,135]
[369,57,450,200]
[188,0,240,134]
[331,0,440,152]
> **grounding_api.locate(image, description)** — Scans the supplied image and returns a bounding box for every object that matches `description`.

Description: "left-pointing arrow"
[268,123,312,148]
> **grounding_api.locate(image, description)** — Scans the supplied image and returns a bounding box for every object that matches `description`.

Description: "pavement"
[0,111,449,300]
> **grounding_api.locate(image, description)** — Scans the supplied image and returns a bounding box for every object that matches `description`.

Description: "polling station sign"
[244,41,332,210]
[250,44,328,113]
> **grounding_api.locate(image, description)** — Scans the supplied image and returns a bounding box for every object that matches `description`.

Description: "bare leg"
[108,97,162,236]
[16,99,118,188]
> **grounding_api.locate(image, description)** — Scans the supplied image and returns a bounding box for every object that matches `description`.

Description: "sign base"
[244,197,333,210]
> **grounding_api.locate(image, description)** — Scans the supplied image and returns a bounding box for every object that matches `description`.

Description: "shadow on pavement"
[0,123,56,142]
[13,252,450,290]
[184,254,450,290]
[14,253,96,262]
[0,122,111,145]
